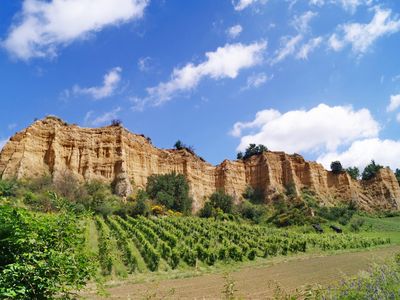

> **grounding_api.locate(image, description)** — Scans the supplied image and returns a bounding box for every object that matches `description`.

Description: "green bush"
[0,206,95,299]
[237,200,266,223]
[330,161,343,174]
[346,166,360,180]
[395,169,400,185]
[240,144,268,160]
[0,179,18,197]
[242,186,264,204]
[209,190,234,214]
[362,160,383,181]
[146,172,193,213]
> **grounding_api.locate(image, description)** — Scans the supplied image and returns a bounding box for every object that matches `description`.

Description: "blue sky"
[1,0,400,170]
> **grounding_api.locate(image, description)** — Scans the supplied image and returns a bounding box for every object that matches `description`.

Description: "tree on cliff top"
[346,166,360,180]
[395,169,400,185]
[362,160,383,181]
[238,144,268,160]
[330,161,344,174]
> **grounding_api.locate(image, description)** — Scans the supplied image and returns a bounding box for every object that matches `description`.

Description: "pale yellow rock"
[1,116,399,211]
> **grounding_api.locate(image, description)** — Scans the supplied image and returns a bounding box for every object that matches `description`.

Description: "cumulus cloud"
[231,104,380,154]
[317,138,400,170]
[2,0,149,60]
[145,41,267,105]
[291,11,318,33]
[227,24,243,39]
[84,107,121,126]
[72,67,122,100]
[270,35,302,65]
[387,94,400,113]
[296,36,323,59]
[232,0,267,11]
[329,7,400,54]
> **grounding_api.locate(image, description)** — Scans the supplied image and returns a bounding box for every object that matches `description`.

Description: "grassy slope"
[358,216,400,244]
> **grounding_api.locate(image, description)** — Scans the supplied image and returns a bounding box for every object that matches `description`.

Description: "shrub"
[130,190,150,216]
[350,218,365,232]
[146,172,193,213]
[173,140,195,153]
[0,206,95,299]
[242,186,264,204]
[330,161,343,174]
[241,144,268,160]
[111,119,122,126]
[346,166,360,180]
[209,190,234,214]
[236,152,243,160]
[0,179,18,197]
[395,169,400,185]
[362,160,383,180]
[237,201,266,223]
[199,201,215,218]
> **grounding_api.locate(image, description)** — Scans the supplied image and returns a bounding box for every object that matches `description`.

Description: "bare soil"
[83,246,400,300]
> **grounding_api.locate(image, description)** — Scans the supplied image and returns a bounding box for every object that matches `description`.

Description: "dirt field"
[83,246,400,299]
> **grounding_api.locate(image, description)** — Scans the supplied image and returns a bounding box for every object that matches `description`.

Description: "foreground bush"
[318,254,400,299]
[0,206,95,299]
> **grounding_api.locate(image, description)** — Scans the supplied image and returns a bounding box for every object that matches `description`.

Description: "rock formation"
[1,116,399,211]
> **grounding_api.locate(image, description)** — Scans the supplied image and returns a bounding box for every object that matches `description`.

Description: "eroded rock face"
[1,116,399,211]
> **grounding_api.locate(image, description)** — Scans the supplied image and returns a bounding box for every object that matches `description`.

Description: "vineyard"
[93,216,391,275]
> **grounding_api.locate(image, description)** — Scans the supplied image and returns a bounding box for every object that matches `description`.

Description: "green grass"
[360,216,400,232]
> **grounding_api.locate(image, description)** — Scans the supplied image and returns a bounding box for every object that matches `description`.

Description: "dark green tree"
[362,160,383,181]
[146,172,192,213]
[242,186,264,204]
[395,169,400,185]
[330,161,343,174]
[209,190,234,214]
[236,152,244,160]
[346,167,360,180]
[174,140,183,150]
[243,144,268,160]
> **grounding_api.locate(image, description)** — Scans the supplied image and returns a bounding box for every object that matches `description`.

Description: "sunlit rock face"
[1,116,399,212]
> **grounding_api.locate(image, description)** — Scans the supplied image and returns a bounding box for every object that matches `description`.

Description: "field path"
[85,246,400,299]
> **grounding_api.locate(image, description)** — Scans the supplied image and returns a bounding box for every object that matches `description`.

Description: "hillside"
[1,116,399,211]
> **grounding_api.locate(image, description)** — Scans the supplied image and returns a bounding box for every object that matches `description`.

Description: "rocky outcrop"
[1,116,399,211]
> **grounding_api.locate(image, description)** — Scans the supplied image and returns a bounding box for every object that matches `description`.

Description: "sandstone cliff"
[1,116,399,211]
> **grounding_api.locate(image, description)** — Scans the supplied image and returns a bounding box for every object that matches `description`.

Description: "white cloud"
[292,11,318,33]
[84,107,121,126]
[231,103,380,154]
[329,7,400,54]
[0,138,9,150]
[227,24,243,39]
[145,41,267,105]
[3,0,149,60]
[232,0,267,11]
[73,67,122,99]
[270,34,302,65]
[397,113,400,123]
[296,36,323,59]
[317,138,400,170]
[309,0,372,13]
[242,72,272,90]
[387,94,400,112]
